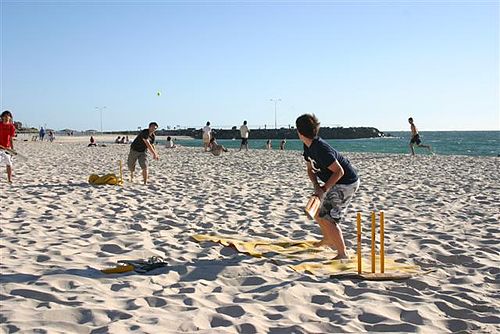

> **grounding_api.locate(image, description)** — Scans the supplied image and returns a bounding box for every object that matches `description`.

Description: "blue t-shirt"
[303,137,358,185]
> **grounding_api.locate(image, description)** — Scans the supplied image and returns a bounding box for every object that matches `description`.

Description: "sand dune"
[1,139,499,333]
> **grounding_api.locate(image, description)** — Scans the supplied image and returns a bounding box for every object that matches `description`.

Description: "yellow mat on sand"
[192,234,422,277]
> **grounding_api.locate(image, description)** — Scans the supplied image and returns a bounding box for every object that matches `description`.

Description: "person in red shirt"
[0,110,16,183]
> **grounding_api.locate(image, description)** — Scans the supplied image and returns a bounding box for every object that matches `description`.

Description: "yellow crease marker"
[380,211,385,273]
[357,212,362,274]
[371,211,376,273]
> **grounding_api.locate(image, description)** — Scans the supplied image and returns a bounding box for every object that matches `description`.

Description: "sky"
[1,0,499,131]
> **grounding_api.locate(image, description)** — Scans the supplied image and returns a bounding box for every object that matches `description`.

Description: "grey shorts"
[127,149,147,170]
[319,179,360,224]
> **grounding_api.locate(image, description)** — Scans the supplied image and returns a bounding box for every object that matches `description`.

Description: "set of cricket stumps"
[357,211,385,274]
[305,195,385,275]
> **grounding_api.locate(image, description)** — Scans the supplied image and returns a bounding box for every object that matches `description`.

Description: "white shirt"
[240,125,249,139]
[203,126,211,137]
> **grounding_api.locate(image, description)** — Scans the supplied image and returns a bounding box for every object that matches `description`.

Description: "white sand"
[1,139,499,333]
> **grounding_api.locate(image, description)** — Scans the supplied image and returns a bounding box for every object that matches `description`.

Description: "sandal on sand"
[102,256,168,274]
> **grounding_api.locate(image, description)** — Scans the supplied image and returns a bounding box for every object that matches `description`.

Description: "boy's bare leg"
[409,144,415,155]
[314,217,337,246]
[142,168,148,184]
[330,222,347,259]
[128,157,135,181]
[314,217,347,259]
[7,166,12,183]
[419,144,433,154]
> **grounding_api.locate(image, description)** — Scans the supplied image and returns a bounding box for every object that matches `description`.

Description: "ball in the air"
[157,91,161,96]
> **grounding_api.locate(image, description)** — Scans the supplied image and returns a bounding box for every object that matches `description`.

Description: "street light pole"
[95,106,106,134]
[269,98,281,129]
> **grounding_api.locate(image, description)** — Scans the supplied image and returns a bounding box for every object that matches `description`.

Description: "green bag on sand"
[88,173,122,185]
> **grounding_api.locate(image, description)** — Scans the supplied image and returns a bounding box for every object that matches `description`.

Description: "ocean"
[170,131,499,157]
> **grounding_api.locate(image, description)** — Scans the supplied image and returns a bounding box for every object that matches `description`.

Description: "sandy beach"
[1,137,499,333]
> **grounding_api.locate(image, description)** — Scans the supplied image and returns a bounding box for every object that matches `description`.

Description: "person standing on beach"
[280,139,286,150]
[202,121,212,152]
[0,110,16,183]
[239,120,250,151]
[408,117,433,155]
[296,114,360,259]
[127,122,160,184]
[39,127,45,141]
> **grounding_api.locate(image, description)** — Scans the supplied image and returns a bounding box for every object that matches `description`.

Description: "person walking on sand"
[238,120,250,151]
[127,122,160,184]
[39,127,45,141]
[0,110,16,183]
[280,139,286,150]
[408,117,433,155]
[202,121,212,152]
[296,114,360,259]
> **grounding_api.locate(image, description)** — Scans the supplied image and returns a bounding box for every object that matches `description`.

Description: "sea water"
[170,131,499,157]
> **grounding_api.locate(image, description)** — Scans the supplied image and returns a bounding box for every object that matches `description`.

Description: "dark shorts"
[127,149,147,170]
[241,138,248,145]
[410,134,421,145]
[319,179,360,224]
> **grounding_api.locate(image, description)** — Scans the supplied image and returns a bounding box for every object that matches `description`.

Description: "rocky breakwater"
[160,126,386,140]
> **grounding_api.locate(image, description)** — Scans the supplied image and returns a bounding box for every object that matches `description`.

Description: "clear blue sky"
[1,0,498,131]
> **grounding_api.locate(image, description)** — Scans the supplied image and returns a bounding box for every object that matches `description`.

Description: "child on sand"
[48,130,55,142]
[408,117,433,155]
[88,136,97,147]
[209,137,228,156]
[296,114,360,259]
[0,110,16,183]
[165,136,176,148]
